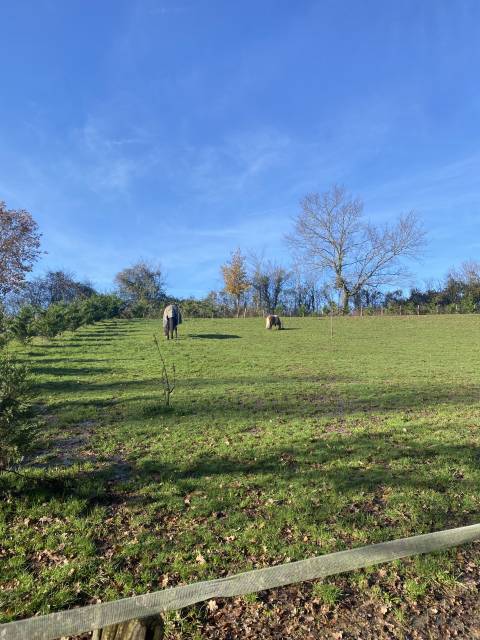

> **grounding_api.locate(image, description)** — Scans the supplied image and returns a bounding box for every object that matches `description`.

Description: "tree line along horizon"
[2,185,480,342]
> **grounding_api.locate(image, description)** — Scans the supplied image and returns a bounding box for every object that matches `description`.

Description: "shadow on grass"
[34,369,480,420]
[141,404,175,418]
[134,431,480,496]
[27,355,112,363]
[66,338,117,344]
[188,333,242,340]
[31,370,346,400]
[31,365,112,376]
[7,427,479,533]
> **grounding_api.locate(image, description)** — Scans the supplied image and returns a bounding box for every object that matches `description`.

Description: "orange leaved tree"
[221,249,250,317]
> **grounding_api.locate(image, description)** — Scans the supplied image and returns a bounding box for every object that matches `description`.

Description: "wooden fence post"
[92,616,163,640]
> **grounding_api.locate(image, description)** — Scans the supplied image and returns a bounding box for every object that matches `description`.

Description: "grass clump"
[312,581,343,606]
[403,578,427,601]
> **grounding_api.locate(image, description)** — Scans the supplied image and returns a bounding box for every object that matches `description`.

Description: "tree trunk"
[340,289,350,315]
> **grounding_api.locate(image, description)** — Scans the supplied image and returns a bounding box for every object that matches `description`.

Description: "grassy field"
[1,315,480,635]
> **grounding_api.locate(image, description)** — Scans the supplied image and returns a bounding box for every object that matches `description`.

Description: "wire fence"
[181,305,480,319]
[1,522,479,640]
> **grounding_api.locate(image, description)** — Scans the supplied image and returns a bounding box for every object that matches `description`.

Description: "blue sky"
[1,1,479,297]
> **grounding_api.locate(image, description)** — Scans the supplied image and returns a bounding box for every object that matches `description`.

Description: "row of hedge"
[0,294,124,345]
[0,294,127,471]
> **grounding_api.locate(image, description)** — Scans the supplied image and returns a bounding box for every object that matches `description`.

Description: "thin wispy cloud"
[176,129,292,203]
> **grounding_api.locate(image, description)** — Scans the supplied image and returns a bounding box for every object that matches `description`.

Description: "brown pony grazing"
[163,304,182,339]
[265,314,282,330]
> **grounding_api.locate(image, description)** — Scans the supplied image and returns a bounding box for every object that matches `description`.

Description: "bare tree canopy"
[447,260,480,286]
[12,270,96,310]
[0,202,42,298]
[249,253,291,314]
[289,265,323,315]
[287,185,426,313]
[441,260,480,307]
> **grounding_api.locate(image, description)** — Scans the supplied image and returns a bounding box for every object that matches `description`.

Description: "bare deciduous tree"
[448,260,480,286]
[0,202,42,298]
[442,260,480,307]
[287,265,322,315]
[250,253,291,314]
[287,185,426,313]
[12,270,95,310]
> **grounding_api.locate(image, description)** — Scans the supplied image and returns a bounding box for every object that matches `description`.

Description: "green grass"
[312,581,343,606]
[1,315,480,622]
